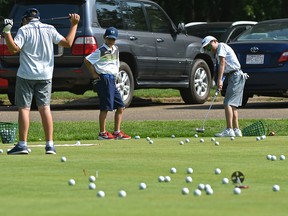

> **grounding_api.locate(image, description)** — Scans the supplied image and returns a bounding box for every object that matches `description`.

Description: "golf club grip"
[216,75,226,94]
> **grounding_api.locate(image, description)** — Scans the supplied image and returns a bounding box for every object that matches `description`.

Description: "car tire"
[180,59,211,104]
[116,62,134,108]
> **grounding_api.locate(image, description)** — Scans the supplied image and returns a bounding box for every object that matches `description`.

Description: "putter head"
[196,128,205,133]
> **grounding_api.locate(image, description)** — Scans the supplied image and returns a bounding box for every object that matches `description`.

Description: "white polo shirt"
[217,43,241,73]
[14,19,64,80]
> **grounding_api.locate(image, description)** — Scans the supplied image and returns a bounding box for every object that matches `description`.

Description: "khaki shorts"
[15,76,52,108]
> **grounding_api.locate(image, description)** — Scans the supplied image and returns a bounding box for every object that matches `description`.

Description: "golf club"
[196,76,226,133]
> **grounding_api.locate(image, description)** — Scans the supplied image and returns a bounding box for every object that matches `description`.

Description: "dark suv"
[0,0,215,107]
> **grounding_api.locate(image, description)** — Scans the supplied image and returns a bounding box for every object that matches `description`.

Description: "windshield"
[236,21,288,41]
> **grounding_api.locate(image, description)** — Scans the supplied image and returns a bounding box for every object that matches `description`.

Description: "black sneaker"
[45,146,56,154]
[7,144,29,155]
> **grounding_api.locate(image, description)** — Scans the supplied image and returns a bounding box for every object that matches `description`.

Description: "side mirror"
[177,23,185,32]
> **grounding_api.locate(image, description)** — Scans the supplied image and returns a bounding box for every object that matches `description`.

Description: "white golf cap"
[200,36,217,53]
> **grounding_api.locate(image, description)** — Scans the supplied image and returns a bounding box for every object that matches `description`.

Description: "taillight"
[278,51,288,63]
[0,37,13,56]
[71,36,98,55]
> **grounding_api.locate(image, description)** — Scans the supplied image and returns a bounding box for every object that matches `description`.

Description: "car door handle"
[129,36,138,41]
[156,38,164,43]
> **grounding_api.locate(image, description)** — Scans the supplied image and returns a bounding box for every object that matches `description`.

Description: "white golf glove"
[242,73,249,79]
[3,19,13,33]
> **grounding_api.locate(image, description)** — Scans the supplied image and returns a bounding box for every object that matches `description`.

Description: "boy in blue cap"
[84,27,131,140]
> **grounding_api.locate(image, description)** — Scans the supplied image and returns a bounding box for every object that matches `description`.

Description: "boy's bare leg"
[38,105,53,141]
[18,107,30,141]
[99,110,108,132]
[114,108,124,132]
[224,105,233,129]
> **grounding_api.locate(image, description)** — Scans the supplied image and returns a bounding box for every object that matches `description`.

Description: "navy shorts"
[95,74,125,111]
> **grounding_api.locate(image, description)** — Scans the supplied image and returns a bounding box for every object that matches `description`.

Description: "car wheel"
[116,62,134,108]
[180,59,211,104]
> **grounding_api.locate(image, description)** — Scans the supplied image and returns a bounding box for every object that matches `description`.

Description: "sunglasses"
[204,43,212,51]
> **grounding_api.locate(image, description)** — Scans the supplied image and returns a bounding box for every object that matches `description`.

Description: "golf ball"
[187,167,193,174]
[158,176,165,182]
[211,137,216,141]
[185,176,193,183]
[88,183,96,190]
[68,179,76,186]
[272,184,280,192]
[134,135,140,139]
[149,140,154,144]
[230,137,235,141]
[198,183,205,190]
[266,154,272,160]
[280,155,286,160]
[194,189,202,196]
[171,134,175,138]
[89,175,96,182]
[179,141,184,145]
[118,190,127,197]
[0,149,3,154]
[185,138,190,143]
[27,148,31,153]
[214,168,221,174]
[170,167,177,174]
[215,141,220,146]
[233,187,241,195]
[97,190,105,198]
[261,135,266,140]
[222,178,229,184]
[194,134,198,138]
[139,182,147,190]
[182,187,189,195]
[61,156,67,162]
[76,141,81,145]
[146,137,150,141]
[206,187,214,195]
[256,136,261,141]
[200,138,204,143]
[164,176,171,182]
[271,155,277,161]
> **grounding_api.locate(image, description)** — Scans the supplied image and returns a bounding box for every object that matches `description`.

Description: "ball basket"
[242,120,267,136]
[0,122,18,144]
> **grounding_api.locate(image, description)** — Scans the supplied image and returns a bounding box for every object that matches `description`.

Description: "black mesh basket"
[242,120,267,136]
[0,122,18,144]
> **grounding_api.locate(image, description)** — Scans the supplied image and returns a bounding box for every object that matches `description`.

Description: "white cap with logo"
[200,36,217,53]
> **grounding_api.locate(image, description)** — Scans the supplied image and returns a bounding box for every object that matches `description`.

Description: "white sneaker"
[215,128,235,137]
[234,128,242,137]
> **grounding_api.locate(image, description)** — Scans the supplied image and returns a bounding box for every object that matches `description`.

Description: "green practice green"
[0,136,287,216]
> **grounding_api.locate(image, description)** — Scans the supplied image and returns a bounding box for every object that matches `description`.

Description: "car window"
[96,0,148,31]
[237,22,288,41]
[144,3,171,33]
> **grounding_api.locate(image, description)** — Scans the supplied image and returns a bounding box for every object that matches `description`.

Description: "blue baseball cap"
[104,27,118,39]
[22,8,40,19]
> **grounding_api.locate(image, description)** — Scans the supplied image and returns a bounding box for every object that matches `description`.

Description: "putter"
[196,76,226,133]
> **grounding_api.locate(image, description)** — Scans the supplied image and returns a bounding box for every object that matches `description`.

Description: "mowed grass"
[0,136,288,216]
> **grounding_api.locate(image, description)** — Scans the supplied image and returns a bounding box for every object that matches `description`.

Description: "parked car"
[0,0,215,107]
[227,18,288,105]
[185,21,257,43]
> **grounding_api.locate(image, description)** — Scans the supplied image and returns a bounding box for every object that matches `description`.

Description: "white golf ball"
[89,175,96,182]
[194,134,198,138]
[205,184,212,191]
[198,183,205,190]
[266,154,272,160]
[206,187,214,195]
[164,176,171,182]
[139,182,147,190]
[200,138,204,143]
[211,137,216,142]
[149,140,154,144]
[182,187,189,195]
[280,155,286,160]
[222,178,229,184]
[27,148,31,153]
[97,190,105,198]
[179,141,184,145]
[185,138,190,143]
[185,176,193,183]
[230,137,235,141]
[171,134,175,138]
[0,149,3,153]
[233,187,241,195]
[272,184,280,192]
[256,136,261,141]
[214,168,221,174]
[146,137,150,141]
[271,155,277,161]
[118,190,127,197]
[194,189,202,196]
[61,156,67,162]
[170,167,177,174]
[158,176,165,182]
[134,135,140,139]
[215,141,220,146]
[261,135,266,140]
[187,167,193,174]
[76,141,81,145]
[88,182,96,190]
[68,179,76,186]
